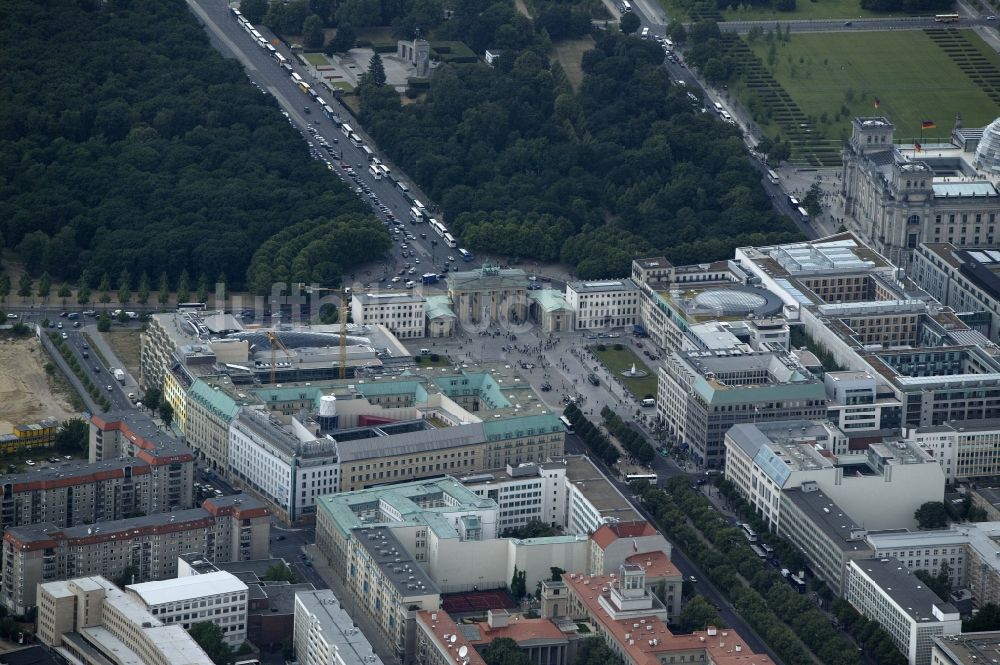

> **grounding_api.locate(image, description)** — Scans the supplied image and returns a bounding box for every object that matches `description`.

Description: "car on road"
[6,313,17,319]
[106,385,113,391]
[587,373,600,386]
[61,332,68,339]
[57,322,63,329]
[94,366,101,372]
[275,535,286,541]
[540,382,552,391]
[59,312,68,318]
[688,576,697,583]
[843,20,852,25]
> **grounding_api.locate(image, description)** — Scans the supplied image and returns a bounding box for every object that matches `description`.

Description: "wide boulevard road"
[186,0,482,288]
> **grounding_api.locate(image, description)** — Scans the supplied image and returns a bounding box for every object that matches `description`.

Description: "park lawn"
[743,30,1000,144]
[722,0,910,21]
[552,36,595,91]
[302,52,329,66]
[589,345,658,398]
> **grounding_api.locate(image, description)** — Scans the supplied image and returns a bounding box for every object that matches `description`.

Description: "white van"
[714,101,724,113]
[640,398,656,408]
[405,280,416,289]
[641,27,650,39]
[420,348,431,356]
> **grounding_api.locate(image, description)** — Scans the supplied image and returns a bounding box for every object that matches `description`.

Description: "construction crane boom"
[264,331,293,384]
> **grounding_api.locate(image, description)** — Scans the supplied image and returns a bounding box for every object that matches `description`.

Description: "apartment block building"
[351,292,426,339]
[349,526,441,664]
[564,279,639,330]
[903,420,1000,482]
[845,558,961,665]
[724,420,943,531]
[658,348,828,468]
[0,413,194,532]
[126,571,249,646]
[293,589,386,665]
[932,632,1000,665]
[37,576,213,665]
[0,495,269,614]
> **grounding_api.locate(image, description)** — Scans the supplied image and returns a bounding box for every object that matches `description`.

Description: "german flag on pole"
[921,120,936,129]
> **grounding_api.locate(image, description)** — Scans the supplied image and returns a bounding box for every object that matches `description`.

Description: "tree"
[137,272,150,305]
[118,269,131,305]
[158,272,171,306]
[510,566,527,599]
[0,273,9,303]
[576,637,624,665]
[58,282,72,306]
[482,638,532,665]
[112,566,140,589]
[17,273,33,302]
[667,19,687,44]
[97,312,111,332]
[98,273,112,306]
[702,58,727,84]
[965,603,1000,631]
[913,562,951,600]
[216,272,227,303]
[678,595,723,632]
[189,622,233,665]
[77,272,90,305]
[197,272,209,303]
[142,387,162,412]
[550,567,565,582]
[240,0,268,22]
[55,418,90,455]
[915,501,949,529]
[159,402,174,427]
[177,270,191,303]
[366,52,386,87]
[619,12,641,34]
[264,563,297,582]
[263,0,287,30]
[303,14,325,49]
[802,182,823,218]
[319,303,339,324]
[117,309,129,324]
[327,23,357,54]
[37,272,52,301]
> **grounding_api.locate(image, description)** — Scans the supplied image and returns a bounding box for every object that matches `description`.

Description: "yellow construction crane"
[264,331,293,384]
[339,288,348,380]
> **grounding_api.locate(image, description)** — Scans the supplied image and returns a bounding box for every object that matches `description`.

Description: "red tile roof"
[465,617,566,644]
[562,573,772,665]
[591,521,658,550]
[624,551,683,581]
[416,610,488,665]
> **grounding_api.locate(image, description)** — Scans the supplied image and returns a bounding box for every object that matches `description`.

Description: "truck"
[421,273,439,285]
[114,369,126,384]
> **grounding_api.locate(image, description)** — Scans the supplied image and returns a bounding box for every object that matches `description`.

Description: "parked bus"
[797,206,810,223]
[750,544,767,560]
[377,164,391,179]
[361,145,375,161]
[625,473,658,484]
[413,199,426,214]
[787,195,799,208]
[298,81,312,95]
[177,302,208,311]
[315,96,327,107]
[458,248,473,262]
[341,123,353,137]
[741,524,758,543]
[935,13,959,21]
[559,415,575,434]
[430,219,447,237]
[265,44,277,57]
[369,163,383,180]
[274,52,287,66]
[231,7,242,17]
[322,105,335,119]
[767,169,779,185]
[760,543,775,559]
[397,180,410,194]
[443,232,458,248]
[243,21,255,35]
[290,72,304,84]
[410,206,427,224]
[308,87,320,101]
[349,133,363,148]
[714,101,724,114]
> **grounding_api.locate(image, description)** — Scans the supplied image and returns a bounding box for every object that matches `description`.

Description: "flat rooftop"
[317,476,499,540]
[933,631,1000,664]
[851,558,957,622]
[563,455,641,524]
[782,488,871,552]
[353,526,439,598]
[566,279,638,294]
[296,590,387,665]
[127,571,247,606]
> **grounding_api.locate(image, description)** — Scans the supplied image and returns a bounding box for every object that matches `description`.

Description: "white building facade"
[351,292,426,340]
[293,589,386,665]
[126,571,249,646]
[564,280,640,330]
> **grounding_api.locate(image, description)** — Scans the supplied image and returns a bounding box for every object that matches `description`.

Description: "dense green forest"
[0,0,386,291]
[358,14,800,277]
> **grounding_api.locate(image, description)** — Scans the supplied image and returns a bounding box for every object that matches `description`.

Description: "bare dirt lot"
[0,336,80,435]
